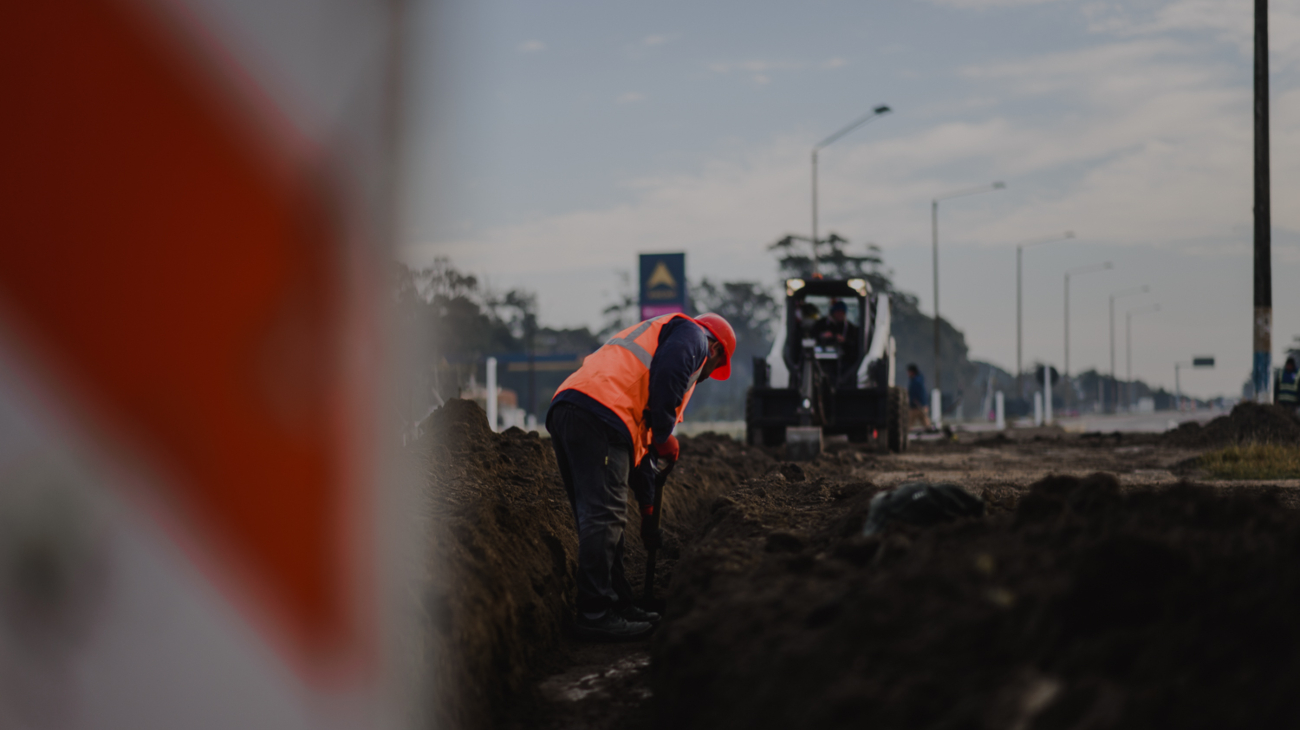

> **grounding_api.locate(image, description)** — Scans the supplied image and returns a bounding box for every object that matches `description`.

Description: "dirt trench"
[419,400,771,730]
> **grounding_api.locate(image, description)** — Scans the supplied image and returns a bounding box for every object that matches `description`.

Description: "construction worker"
[1278,357,1299,411]
[907,363,934,431]
[546,312,735,641]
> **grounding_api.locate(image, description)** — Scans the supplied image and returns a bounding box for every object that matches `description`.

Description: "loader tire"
[886,386,909,453]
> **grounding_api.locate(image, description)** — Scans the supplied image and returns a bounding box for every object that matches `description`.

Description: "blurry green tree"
[395,260,601,420]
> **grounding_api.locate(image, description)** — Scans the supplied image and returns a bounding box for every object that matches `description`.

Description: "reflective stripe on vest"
[555,313,701,464]
[1280,375,1299,403]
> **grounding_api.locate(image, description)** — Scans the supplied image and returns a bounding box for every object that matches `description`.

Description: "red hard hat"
[693,313,735,381]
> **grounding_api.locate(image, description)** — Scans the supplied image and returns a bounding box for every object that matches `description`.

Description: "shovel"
[639,460,672,614]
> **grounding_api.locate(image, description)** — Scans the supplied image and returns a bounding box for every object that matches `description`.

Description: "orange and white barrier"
[0,1,408,727]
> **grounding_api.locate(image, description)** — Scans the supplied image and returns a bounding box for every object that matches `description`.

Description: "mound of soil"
[654,472,1300,729]
[420,402,769,729]
[422,399,575,730]
[1164,401,1300,448]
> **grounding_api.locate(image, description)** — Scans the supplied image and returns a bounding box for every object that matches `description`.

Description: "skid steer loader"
[745,277,908,459]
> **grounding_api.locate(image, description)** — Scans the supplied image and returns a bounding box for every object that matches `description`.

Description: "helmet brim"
[711,360,731,381]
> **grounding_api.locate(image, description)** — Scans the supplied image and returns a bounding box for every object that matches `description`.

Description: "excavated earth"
[419,400,1300,730]
[420,400,771,730]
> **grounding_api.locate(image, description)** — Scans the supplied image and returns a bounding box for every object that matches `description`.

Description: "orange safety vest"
[555,314,703,463]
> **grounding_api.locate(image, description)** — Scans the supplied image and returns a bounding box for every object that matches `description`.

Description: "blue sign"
[639,252,686,320]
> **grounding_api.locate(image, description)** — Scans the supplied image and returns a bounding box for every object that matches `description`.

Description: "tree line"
[397,231,981,422]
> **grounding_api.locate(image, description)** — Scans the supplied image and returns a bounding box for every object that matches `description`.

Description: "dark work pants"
[547,402,635,614]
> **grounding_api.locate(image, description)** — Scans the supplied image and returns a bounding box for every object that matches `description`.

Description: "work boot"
[618,603,661,624]
[573,611,654,642]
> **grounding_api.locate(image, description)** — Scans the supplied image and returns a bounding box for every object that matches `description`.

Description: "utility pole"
[1109,286,1148,413]
[932,199,940,394]
[1015,231,1074,400]
[1063,261,1110,408]
[1254,0,1273,402]
[1127,304,1160,410]
[932,182,1005,399]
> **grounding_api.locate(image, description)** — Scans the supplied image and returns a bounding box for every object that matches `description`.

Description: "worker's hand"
[640,505,663,550]
[653,435,679,463]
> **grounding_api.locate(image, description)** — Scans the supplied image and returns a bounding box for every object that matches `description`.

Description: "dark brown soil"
[421,402,1300,730]
[654,471,1300,730]
[420,400,771,730]
[1163,401,1300,448]
[422,399,575,730]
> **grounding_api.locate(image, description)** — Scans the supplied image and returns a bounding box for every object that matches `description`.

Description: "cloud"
[708,59,801,74]
[1082,0,1300,69]
[517,40,546,53]
[823,58,848,69]
[410,28,1273,277]
[616,92,646,104]
[421,24,1285,271]
[642,33,677,47]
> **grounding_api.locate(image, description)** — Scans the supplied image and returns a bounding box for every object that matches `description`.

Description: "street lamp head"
[874,105,891,115]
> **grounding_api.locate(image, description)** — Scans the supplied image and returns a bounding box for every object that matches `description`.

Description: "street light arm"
[814,105,892,151]
[812,105,891,276]
[934,181,1007,204]
[1111,285,1150,299]
[1020,231,1076,249]
[1128,303,1161,316]
[1066,261,1112,277]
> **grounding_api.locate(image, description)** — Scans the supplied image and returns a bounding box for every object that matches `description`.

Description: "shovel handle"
[642,461,671,603]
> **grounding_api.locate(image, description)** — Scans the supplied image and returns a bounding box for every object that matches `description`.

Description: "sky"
[398,0,1300,399]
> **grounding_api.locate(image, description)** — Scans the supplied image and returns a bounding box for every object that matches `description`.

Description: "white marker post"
[995,391,1005,430]
[1044,366,1053,425]
[931,387,942,428]
[486,357,498,432]
[1034,392,1044,426]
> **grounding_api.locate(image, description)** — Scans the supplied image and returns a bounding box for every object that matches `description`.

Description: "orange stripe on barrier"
[0,0,366,678]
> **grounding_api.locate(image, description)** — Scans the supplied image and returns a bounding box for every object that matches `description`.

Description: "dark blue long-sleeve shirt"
[908,372,928,408]
[644,317,710,445]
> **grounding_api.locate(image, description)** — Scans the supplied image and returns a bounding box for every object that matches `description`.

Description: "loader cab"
[783,277,872,387]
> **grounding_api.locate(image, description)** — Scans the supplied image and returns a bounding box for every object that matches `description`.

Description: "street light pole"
[1253,0,1272,402]
[1064,262,1111,403]
[1109,286,1149,412]
[1014,231,1075,398]
[812,105,890,274]
[1126,303,1161,410]
[932,181,1006,400]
